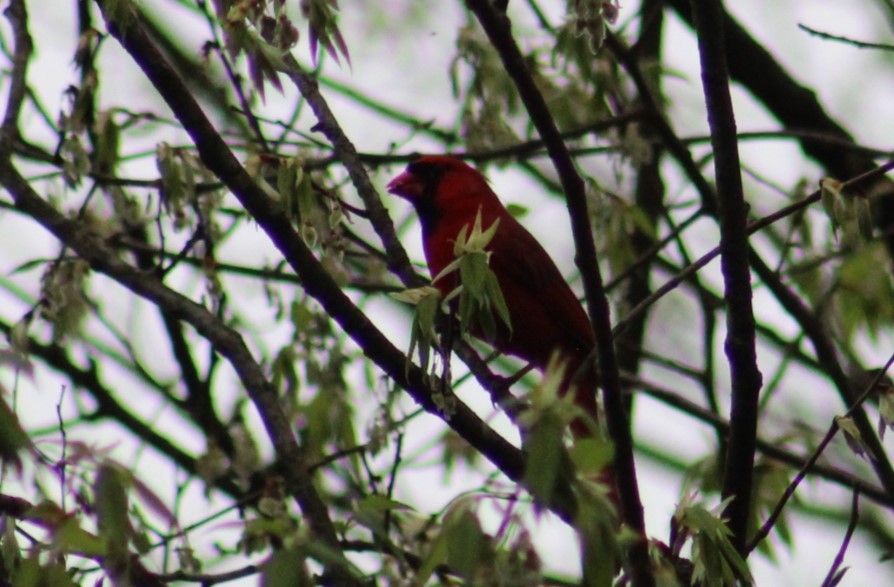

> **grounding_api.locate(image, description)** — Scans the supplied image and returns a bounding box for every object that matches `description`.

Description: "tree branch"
[1,0,31,137]
[690,0,762,554]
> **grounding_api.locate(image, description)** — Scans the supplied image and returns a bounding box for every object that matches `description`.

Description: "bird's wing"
[487,213,594,354]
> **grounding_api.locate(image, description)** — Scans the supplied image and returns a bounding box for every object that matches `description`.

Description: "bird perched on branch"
[387,155,599,439]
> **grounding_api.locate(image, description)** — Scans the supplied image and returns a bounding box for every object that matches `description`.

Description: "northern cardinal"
[388,155,599,438]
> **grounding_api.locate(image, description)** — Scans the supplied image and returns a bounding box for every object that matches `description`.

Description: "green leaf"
[452,209,501,256]
[820,177,843,233]
[675,497,753,586]
[413,521,449,587]
[431,210,512,341]
[576,483,619,587]
[523,411,565,504]
[40,259,90,341]
[414,289,441,336]
[54,517,106,557]
[94,110,121,173]
[278,157,302,222]
[483,271,512,333]
[459,251,489,298]
[2,514,21,574]
[95,462,133,572]
[0,395,29,468]
[650,542,685,587]
[505,203,529,218]
[392,286,443,373]
[836,415,869,459]
[854,196,874,241]
[241,517,294,555]
[262,547,311,587]
[569,437,614,477]
[445,508,488,579]
[750,461,794,559]
[879,387,894,440]
[304,0,351,65]
[529,354,567,408]
[11,556,78,587]
[834,242,894,342]
[357,494,413,513]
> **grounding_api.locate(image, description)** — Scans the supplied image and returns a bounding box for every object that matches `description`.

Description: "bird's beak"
[387,170,423,199]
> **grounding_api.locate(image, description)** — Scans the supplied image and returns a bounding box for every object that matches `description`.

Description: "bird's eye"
[408,162,444,186]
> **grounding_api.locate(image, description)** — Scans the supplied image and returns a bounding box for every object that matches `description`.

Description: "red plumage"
[388,156,599,437]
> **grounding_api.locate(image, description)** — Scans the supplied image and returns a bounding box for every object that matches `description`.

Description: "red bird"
[388,156,599,438]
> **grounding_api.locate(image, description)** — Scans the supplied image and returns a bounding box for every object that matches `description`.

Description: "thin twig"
[799,24,894,52]
[820,486,861,587]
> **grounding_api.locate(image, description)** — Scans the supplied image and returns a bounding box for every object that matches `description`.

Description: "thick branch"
[690,0,762,554]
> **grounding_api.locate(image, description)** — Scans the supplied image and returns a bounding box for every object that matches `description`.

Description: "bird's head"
[387,156,494,225]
